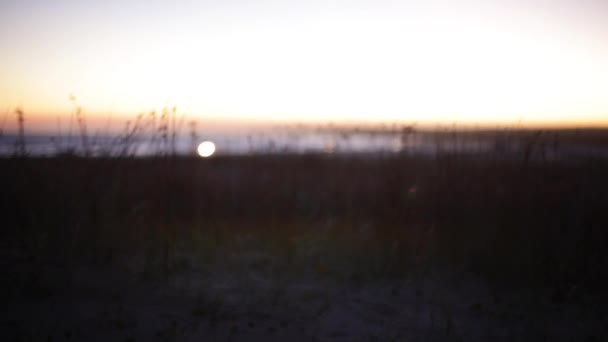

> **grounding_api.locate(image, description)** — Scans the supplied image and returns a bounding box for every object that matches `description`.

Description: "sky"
[1,0,608,132]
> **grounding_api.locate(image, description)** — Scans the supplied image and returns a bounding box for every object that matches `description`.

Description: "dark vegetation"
[2,109,608,340]
[2,151,607,290]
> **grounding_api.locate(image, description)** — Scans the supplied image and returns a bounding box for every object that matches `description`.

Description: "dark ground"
[1,149,608,341]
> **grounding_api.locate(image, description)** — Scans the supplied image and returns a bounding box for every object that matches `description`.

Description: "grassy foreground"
[1,153,608,341]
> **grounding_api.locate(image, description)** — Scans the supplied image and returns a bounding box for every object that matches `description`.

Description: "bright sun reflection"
[197,141,216,158]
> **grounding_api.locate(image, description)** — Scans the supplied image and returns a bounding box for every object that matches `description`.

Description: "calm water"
[0,131,454,156]
[1,130,605,160]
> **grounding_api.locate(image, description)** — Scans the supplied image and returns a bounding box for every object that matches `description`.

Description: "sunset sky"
[1,0,608,131]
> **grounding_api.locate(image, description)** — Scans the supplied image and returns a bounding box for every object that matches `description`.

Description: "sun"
[197,141,216,158]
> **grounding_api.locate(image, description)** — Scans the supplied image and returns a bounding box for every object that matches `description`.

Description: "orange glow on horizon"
[2,1,608,131]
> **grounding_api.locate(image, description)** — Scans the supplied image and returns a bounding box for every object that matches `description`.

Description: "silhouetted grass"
[1,150,607,291]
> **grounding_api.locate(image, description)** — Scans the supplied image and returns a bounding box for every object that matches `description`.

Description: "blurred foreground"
[1,143,608,340]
